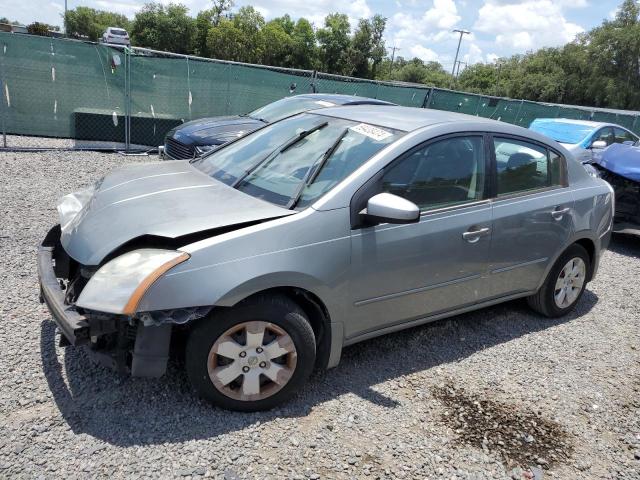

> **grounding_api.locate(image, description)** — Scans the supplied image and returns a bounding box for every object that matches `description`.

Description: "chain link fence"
[1,31,640,151]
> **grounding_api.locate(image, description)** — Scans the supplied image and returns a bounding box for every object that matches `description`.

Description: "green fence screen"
[1,32,639,147]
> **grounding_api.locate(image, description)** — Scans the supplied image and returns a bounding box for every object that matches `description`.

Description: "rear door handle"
[462,227,491,243]
[551,207,571,220]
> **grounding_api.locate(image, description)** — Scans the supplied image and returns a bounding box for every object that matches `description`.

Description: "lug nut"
[259,361,267,368]
[256,347,263,353]
[239,351,247,358]
[242,366,250,373]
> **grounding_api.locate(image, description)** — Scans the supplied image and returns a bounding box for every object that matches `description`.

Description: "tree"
[27,22,55,36]
[385,57,452,87]
[317,13,351,74]
[369,15,387,78]
[260,20,292,66]
[194,1,234,57]
[206,18,244,61]
[131,3,196,54]
[64,7,130,41]
[583,0,640,108]
[272,14,295,35]
[345,15,387,78]
[0,17,22,26]
[290,18,318,70]
[231,6,266,63]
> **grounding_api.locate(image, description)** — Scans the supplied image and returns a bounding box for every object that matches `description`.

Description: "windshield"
[529,120,594,145]
[193,113,404,208]
[111,29,127,36]
[248,97,338,123]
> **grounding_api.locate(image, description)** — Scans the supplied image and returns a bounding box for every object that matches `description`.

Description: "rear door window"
[493,137,563,196]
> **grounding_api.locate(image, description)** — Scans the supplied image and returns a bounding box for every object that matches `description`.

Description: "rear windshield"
[529,120,594,145]
[249,97,337,123]
[110,29,127,36]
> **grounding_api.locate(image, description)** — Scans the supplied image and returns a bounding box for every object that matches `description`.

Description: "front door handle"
[551,207,571,220]
[462,227,491,243]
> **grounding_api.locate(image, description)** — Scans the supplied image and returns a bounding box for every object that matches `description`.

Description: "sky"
[3,0,624,71]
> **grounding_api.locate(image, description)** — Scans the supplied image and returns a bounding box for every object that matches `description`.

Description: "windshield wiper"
[286,127,350,209]
[231,121,329,188]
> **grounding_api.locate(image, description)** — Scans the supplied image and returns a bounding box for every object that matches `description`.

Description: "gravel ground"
[1,149,639,480]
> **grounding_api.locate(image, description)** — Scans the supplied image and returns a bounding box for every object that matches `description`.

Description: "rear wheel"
[185,295,316,411]
[527,244,590,317]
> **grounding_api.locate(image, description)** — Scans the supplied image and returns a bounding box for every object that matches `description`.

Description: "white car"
[101,27,131,46]
[529,118,639,163]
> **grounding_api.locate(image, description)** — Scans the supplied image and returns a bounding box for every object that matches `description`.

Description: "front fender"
[136,208,352,325]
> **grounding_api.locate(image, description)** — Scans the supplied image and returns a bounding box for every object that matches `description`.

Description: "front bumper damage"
[600,169,640,235]
[37,226,176,377]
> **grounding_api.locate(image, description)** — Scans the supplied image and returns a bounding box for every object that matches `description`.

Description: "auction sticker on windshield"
[349,123,393,141]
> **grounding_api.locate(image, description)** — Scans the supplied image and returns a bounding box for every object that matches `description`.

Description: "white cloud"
[410,45,439,62]
[474,0,584,52]
[486,52,500,63]
[463,42,483,64]
[388,0,464,63]
[423,0,461,29]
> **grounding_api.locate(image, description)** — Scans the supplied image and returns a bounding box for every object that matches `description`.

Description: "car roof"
[313,104,504,132]
[532,118,619,129]
[293,93,394,106]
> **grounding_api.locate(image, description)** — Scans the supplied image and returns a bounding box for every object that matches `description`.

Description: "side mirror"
[360,193,420,225]
[590,140,607,149]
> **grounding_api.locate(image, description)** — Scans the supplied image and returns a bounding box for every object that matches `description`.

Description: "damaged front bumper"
[37,226,174,377]
[38,229,90,346]
[600,169,640,235]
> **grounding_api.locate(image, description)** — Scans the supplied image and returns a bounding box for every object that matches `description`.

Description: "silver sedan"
[39,106,615,411]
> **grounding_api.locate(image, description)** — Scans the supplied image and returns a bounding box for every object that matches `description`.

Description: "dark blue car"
[594,142,640,235]
[161,94,394,160]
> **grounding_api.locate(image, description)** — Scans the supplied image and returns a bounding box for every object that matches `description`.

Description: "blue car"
[593,142,640,235]
[529,118,638,163]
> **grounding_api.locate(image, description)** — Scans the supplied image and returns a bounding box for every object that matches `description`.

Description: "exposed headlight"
[582,163,601,178]
[57,184,96,234]
[194,145,218,156]
[76,249,190,315]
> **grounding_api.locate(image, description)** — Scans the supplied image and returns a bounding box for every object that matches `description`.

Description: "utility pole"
[495,61,503,96]
[455,60,467,78]
[451,29,470,87]
[64,0,68,35]
[389,45,400,78]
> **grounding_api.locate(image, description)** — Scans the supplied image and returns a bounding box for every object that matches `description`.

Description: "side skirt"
[343,290,537,347]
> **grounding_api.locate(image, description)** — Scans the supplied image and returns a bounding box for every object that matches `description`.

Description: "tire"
[527,244,590,318]
[185,294,316,411]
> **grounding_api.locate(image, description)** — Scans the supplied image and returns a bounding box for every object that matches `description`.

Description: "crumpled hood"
[59,160,294,265]
[167,115,264,146]
[595,143,640,182]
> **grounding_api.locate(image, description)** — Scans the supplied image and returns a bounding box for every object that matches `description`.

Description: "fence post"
[0,40,6,148]
[425,87,434,109]
[124,46,131,153]
[225,63,231,116]
[515,99,524,125]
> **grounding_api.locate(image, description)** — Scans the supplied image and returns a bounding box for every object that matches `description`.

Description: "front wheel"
[527,244,590,318]
[185,295,316,411]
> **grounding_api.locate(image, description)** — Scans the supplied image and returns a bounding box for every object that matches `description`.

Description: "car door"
[488,136,574,298]
[346,134,493,339]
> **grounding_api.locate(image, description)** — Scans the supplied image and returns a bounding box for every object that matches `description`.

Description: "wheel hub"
[554,257,586,309]
[207,321,297,402]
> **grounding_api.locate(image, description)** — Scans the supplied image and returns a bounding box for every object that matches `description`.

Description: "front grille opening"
[165,137,195,160]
